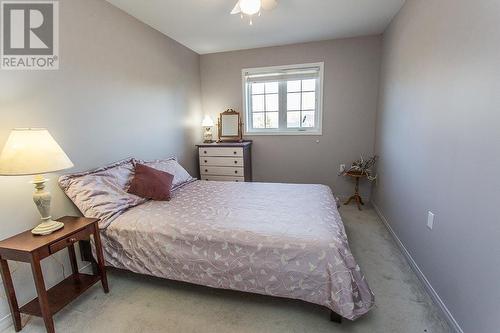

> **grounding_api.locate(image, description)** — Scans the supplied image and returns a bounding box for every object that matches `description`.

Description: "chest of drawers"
[197,142,252,182]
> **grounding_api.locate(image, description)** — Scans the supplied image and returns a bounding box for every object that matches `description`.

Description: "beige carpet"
[2,205,451,333]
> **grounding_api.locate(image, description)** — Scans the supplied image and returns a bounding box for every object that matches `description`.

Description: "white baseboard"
[0,262,94,331]
[78,262,93,274]
[0,313,13,331]
[372,202,464,333]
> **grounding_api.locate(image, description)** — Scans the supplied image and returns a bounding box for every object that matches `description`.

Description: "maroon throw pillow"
[128,163,174,201]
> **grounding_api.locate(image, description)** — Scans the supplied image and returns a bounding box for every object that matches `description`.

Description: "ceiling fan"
[230,0,279,25]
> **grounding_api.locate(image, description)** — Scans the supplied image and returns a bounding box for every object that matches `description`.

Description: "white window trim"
[242,62,324,136]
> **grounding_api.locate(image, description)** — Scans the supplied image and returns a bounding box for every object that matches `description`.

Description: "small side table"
[343,171,367,211]
[0,217,109,333]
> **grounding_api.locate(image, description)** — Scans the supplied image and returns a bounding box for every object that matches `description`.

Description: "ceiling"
[106,0,405,55]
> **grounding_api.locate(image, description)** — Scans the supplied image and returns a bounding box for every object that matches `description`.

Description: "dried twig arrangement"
[339,155,379,181]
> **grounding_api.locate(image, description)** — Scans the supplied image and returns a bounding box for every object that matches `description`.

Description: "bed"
[59,158,374,321]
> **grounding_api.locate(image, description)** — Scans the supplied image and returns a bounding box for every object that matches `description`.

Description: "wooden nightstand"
[0,217,108,333]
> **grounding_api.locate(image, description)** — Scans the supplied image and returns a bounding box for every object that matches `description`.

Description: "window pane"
[287,80,301,92]
[302,111,315,128]
[253,113,265,128]
[252,82,264,94]
[302,92,316,110]
[266,112,279,128]
[266,94,279,111]
[287,93,300,110]
[265,82,279,94]
[252,95,265,112]
[302,79,316,91]
[287,111,301,128]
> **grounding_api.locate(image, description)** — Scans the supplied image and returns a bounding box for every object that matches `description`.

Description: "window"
[242,63,323,135]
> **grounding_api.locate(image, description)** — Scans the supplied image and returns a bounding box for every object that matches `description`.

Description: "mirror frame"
[217,109,243,142]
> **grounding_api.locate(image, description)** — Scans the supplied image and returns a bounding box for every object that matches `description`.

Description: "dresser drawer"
[200,156,243,167]
[201,175,245,182]
[201,166,244,176]
[199,147,243,157]
[49,227,91,254]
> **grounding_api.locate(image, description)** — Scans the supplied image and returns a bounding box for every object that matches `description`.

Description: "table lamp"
[0,128,74,235]
[202,115,215,143]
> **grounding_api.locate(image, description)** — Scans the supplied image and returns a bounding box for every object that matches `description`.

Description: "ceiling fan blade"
[261,0,278,11]
[230,1,241,15]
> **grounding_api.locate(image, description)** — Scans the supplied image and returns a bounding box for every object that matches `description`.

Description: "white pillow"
[134,157,195,190]
[59,158,147,229]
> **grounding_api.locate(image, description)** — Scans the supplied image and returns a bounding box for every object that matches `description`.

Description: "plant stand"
[343,171,366,211]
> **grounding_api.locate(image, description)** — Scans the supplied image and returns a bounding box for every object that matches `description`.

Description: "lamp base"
[31,220,64,235]
[30,175,64,235]
[203,127,213,143]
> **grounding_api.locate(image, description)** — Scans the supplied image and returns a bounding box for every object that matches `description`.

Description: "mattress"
[100,180,374,320]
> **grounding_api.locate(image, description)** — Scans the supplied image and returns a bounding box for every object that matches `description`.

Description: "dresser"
[197,142,252,182]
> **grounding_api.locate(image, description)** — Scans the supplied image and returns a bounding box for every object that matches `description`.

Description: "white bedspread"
[100,180,374,320]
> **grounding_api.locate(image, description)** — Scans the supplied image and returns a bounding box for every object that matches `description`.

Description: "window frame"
[242,62,324,136]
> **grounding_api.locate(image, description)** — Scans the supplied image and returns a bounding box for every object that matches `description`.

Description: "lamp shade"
[202,115,215,127]
[0,128,74,176]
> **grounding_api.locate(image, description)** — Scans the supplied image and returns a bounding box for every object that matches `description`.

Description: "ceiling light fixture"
[239,0,261,25]
[240,0,261,15]
[231,0,278,26]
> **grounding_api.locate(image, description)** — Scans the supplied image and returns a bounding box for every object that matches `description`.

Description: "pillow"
[58,158,147,229]
[128,163,174,201]
[135,157,195,190]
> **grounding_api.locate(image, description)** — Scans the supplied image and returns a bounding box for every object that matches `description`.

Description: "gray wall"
[374,0,500,332]
[200,36,382,199]
[0,0,201,328]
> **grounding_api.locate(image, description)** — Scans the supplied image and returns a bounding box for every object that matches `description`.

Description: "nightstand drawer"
[201,175,245,182]
[199,147,243,157]
[49,227,91,254]
[201,166,244,176]
[200,157,243,167]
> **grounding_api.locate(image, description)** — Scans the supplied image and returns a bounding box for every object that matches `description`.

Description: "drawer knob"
[204,160,208,163]
[204,151,207,154]
[234,160,238,164]
[233,151,237,155]
[68,237,77,243]
[205,169,208,172]
[235,170,238,174]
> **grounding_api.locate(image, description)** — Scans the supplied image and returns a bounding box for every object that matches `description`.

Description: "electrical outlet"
[427,211,435,230]
[340,164,346,172]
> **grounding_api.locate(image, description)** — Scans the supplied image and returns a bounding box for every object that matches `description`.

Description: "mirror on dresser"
[217,109,243,142]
